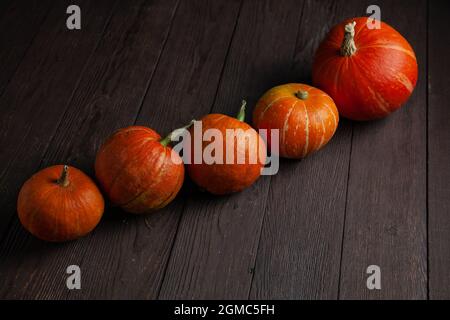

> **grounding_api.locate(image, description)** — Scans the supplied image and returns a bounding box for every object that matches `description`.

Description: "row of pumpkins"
[18,17,418,242]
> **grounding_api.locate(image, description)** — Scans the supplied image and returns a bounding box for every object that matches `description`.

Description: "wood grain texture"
[339,0,427,299]
[0,0,442,300]
[66,0,241,299]
[0,0,179,300]
[428,0,450,300]
[249,0,365,299]
[0,0,51,97]
[158,0,304,300]
[0,0,120,299]
[0,0,117,241]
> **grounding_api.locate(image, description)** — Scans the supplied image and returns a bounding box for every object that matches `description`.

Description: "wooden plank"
[158,0,305,299]
[0,0,431,300]
[339,0,427,299]
[0,0,121,299]
[249,0,359,300]
[60,0,241,299]
[428,0,450,300]
[0,0,117,240]
[0,0,179,299]
[0,0,51,96]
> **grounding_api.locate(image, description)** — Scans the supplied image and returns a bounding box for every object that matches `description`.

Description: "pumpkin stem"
[160,120,195,147]
[57,165,70,187]
[340,21,357,56]
[236,100,247,122]
[294,90,309,100]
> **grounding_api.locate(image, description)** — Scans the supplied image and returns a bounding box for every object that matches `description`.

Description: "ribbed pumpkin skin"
[187,114,266,195]
[17,165,104,242]
[312,17,418,120]
[95,126,184,213]
[253,83,339,159]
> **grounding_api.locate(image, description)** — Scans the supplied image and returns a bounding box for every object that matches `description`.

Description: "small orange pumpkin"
[253,83,339,159]
[95,125,187,213]
[17,165,104,242]
[187,101,266,195]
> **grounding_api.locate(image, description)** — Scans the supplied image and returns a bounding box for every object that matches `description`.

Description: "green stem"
[294,90,309,100]
[236,100,247,122]
[57,165,70,187]
[160,120,195,147]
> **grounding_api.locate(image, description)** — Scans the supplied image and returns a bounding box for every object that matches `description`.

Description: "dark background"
[0,0,448,300]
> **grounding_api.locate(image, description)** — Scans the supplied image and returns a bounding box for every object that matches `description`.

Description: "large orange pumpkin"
[253,83,339,159]
[187,101,266,195]
[312,17,418,120]
[95,125,185,213]
[17,165,104,242]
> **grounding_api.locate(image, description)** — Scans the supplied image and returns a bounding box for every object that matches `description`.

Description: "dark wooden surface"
[428,0,450,301]
[339,0,428,299]
[0,0,447,300]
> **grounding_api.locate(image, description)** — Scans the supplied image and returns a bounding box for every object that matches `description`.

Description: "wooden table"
[0,0,448,300]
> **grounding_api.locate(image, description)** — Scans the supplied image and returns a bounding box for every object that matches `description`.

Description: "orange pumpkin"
[312,17,418,120]
[187,101,266,195]
[253,83,339,159]
[17,165,104,242]
[95,125,186,213]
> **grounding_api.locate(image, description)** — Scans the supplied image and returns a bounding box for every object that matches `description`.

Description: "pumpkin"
[95,125,188,213]
[312,17,418,120]
[253,83,339,159]
[17,165,104,242]
[187,101,266,195]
